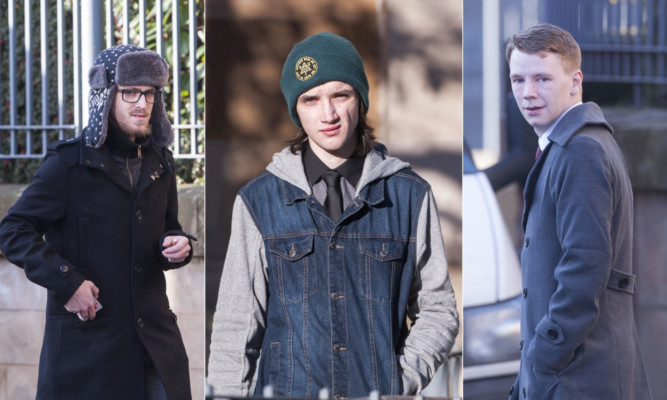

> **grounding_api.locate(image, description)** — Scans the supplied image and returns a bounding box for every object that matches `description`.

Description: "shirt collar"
[539,101,582,150]
[302,144,364,188]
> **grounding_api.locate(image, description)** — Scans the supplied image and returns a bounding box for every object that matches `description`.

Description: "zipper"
[125,154,134,189]
[137,144,142,159]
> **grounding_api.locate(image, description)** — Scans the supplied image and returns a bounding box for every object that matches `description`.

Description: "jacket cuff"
[527,315,570,374]
[160,230,196,269]
[52,261,87,305]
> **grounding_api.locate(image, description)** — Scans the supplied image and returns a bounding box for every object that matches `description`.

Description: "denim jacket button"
[333,344,341,352]
[329,242,336,250]
[331,292,340,301]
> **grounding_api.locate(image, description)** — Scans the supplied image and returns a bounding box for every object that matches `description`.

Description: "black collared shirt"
[302,144,365,212]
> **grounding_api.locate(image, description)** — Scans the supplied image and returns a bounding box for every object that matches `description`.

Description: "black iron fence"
[544,0,667,106]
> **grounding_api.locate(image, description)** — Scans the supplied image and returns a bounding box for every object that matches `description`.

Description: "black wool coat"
[0,134,193,399]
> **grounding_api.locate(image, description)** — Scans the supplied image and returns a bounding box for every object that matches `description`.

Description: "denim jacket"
[208,145,459,398]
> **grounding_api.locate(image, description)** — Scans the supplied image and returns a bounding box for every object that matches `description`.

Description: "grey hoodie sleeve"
[207,195,268,396]
[398,189,460,394]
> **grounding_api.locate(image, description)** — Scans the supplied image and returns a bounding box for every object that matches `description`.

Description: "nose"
[522,80,537,99]
[320,99,338,123]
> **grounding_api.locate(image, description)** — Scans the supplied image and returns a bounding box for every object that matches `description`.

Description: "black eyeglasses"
[117,89,161,104]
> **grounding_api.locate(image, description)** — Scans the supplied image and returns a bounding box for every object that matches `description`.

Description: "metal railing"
[0,0,204,159]
[544,0,667,107]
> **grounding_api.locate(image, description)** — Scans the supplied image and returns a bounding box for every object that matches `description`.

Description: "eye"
[511,78,523,84]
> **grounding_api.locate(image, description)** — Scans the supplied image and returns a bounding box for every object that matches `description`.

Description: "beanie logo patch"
[295,56,318,81]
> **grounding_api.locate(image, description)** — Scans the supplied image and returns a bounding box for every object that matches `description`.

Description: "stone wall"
[0,184,205,400]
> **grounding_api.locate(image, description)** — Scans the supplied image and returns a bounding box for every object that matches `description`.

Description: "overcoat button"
[333,344,341,352]
[75,324,84,333]
[137,317,144,328]
[134,264,142,272]
[59,264,69,273]
[331,293,340,300]
[330,242,336,250]
[547,329,558,340]
[136,210,143,220]
[619,278,629,289]
[289,249,296,257]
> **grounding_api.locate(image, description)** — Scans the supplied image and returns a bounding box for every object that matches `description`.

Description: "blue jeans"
[144,364,168,400]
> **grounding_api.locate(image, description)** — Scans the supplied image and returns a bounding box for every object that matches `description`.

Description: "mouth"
[523,105,544,115]
[320,125,341,136]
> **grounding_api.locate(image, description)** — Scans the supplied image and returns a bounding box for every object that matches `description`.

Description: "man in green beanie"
[208,32,459,398]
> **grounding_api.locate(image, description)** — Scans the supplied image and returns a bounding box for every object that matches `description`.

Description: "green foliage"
[0,0,204,184]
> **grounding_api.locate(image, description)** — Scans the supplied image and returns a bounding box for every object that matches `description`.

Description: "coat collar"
[79,137,170,194]
[548,102,612,148]
[521,102,612,232]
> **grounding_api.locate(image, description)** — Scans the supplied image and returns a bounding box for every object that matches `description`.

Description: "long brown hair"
[287,98,376,158]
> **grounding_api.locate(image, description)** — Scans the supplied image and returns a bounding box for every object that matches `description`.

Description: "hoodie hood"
[266,142,411,195]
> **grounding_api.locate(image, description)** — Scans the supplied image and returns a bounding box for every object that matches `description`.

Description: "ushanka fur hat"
[86,45,172,148]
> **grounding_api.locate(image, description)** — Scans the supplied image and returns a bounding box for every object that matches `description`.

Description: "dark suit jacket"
[509,103,651,400]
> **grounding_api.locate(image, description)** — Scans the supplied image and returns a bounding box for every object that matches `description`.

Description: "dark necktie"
[322,170,343,222]
[535,146,542,161]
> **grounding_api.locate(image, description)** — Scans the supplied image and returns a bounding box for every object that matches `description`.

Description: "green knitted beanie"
[281,32,369,127]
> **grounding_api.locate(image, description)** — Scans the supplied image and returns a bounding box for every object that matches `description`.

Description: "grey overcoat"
[509,103,651,400]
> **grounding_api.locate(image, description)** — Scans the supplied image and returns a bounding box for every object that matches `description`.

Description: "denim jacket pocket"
[359,238,406,302]
[268,234,317,302]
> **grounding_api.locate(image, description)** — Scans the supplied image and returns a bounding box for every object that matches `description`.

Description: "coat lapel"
[522,143,551,232]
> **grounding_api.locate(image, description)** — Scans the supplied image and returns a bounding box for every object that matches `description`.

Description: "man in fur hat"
[0,45,194,399]
[208,32,459,398]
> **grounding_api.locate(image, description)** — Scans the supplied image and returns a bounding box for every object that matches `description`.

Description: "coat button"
[134,264,142,272]
[523,288,528,298]
[329,242,336,250]
[334,395,341,400]
[547,329,558,340]
[59,264,69,273]
[619,278,629,289]
[137,317,144,328]
[289,249,296,257]
[333,344,342,352]
[331,292,340,300]
[136,210,143,220]
[75,324,85,333]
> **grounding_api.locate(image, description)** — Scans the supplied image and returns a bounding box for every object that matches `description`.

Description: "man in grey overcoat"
[0,45,194,399]
[505,23,651,400]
